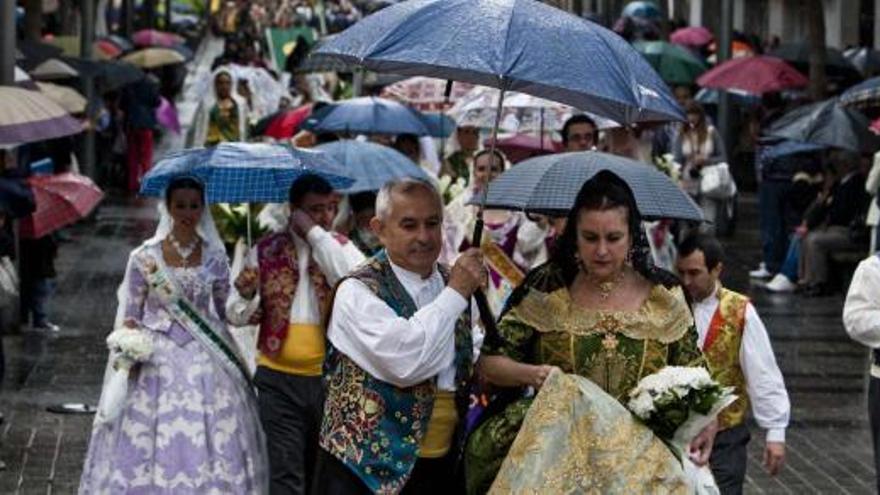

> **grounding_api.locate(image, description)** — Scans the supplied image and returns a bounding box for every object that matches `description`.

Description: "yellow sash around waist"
[419,391,458,458]
[257,323,326,376]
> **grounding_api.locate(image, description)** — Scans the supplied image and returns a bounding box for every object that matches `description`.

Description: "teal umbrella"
[633,41,708,85]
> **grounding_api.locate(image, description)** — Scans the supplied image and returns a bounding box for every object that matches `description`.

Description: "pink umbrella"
[156,97,181,135]
[20,172,104,239]
[484,134,561,164]
[697,55,808,94]
[132,29,186,48]
[870,116,880,135]
[670,26,713,47]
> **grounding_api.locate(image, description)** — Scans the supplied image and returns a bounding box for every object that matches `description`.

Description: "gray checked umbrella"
[478,151,703,221]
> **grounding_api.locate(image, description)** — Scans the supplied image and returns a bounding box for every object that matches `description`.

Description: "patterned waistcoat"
[702,286,750,431]
[320,251,473,495]
[254,232,333,357]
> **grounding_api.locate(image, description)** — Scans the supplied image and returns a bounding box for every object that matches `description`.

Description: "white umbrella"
[31,58,79,80]
[0,86,83,145]
[450,86,619,135]
[36,82,87,114]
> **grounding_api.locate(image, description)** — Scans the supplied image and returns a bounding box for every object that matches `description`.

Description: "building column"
[767,0,784,42]
[823,0,858,48]
[689,0,703,26]
[733,0,745,31]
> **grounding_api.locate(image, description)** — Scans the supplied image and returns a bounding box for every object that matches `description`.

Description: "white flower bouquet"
[438,175,468,205]
[96,327,154,424]
[628,366,737,495]
[653,153,682,182]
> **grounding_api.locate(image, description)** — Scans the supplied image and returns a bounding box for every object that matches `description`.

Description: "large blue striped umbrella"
[315,140,431,193]
[478,151,703,221]
[140,142,354,203]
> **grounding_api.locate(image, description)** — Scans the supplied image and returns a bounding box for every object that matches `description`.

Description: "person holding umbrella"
[226,174,364,494]
[314,177,485,494]
[443,149,547,317]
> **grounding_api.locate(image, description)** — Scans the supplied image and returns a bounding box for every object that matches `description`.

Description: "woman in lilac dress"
[79,176,268,494]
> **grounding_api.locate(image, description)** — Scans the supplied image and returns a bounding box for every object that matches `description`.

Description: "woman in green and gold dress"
[465,172,715,494]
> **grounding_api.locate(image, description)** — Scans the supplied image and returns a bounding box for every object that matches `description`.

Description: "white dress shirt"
[327,259,483,390]
[226,226,365,326]
[843,255,880,378]
[692,284,791,443]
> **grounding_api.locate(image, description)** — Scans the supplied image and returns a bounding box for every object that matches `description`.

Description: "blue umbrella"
[766,98,880,154]
[759,139,826,163]
[314,0,683,125]
[302,97,431,136]
[695,88,761,107]
[420,112,457,138]
[478,151,703,221]
[840,76,880,110]
[315,140,431,193]
[622,1,662,19]
[140,142,354,203]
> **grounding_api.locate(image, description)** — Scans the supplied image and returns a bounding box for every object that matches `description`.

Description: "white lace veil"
[114,182,226,330]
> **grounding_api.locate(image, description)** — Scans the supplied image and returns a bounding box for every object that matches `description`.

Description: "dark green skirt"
[464,397,533,495]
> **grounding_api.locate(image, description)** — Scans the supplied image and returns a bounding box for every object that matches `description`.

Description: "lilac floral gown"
[79,243,268,494]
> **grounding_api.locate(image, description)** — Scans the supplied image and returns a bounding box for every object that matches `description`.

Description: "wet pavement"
[0,192,874,494]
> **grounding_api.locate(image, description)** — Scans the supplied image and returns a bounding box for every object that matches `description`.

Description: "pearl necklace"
[169,233,199,264]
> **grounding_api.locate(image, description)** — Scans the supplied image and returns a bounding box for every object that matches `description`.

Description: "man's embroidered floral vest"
[254,232,333,357]
[320,251,473,495]
[702,286,750,431]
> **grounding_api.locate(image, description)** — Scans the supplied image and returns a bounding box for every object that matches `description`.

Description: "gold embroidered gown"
[465,264,706,494]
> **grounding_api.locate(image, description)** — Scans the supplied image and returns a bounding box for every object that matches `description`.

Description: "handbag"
[699,162,737,200]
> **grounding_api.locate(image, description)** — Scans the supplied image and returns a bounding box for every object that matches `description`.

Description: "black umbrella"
[766,98,880,153]
[18,40,64,70]
[61,57,145,93]
[477,151,704,221]
[843,47,880,76]
[769,43,861,81]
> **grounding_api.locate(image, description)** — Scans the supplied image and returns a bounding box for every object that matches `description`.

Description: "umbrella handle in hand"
[470,216,500,342]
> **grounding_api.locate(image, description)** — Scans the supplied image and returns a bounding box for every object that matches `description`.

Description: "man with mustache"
[313,177,486,494]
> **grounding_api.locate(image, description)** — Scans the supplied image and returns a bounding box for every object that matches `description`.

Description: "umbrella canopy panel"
[315,140,431,193]
[480,151,703,221]
[303,97,431,136]
[123,48,187,69]
[633,41,708,85]
[696,55,808,94]
[766,98,880,153]
[840,75,880,110]
[0,86,83,145]
[36,82,87,114]
[381,77,475,112]
[315,0,684,125]
[20,172,103,239]
[140,142,354,203]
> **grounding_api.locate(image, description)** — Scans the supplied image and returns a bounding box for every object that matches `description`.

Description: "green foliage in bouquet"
[644,385,726,440]
[211,203,268,253]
